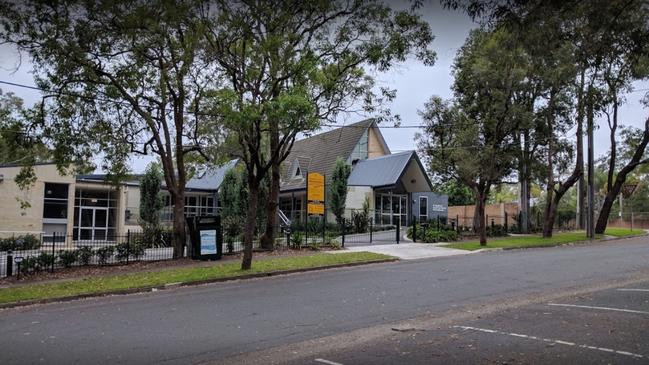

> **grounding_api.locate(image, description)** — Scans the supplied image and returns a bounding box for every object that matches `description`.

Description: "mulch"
[0,246,327,288]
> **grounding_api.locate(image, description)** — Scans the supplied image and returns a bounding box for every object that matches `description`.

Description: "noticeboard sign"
[307,172,325,202]
[186,215,222,261]
[200,229,218,255]
[308,202,325,215]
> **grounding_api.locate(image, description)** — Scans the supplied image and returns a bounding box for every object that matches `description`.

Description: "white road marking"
[453,326,645,359]
[617,288,649,292]
[315,358,344,365]
[548,303,649,315]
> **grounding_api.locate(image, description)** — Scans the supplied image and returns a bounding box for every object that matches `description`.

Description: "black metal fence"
[0,231,177,277]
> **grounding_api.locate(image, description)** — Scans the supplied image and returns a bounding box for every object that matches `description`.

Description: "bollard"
[412,220,417,243]
[126,230,131,265]
[396,219,400,244]
[51,232,56,273]
[6,251,12,277]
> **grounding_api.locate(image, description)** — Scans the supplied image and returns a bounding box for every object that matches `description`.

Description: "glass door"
[77,207,109,241]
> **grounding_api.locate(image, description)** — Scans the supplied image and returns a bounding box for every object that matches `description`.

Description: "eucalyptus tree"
[204,0,435,269]
[418,29,525,245]
[0,1,217,257]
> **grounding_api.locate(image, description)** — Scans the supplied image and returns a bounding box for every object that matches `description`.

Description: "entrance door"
[78,207,109,241]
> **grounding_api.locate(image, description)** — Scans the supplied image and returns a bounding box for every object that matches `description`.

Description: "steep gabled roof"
[280,119,375,191]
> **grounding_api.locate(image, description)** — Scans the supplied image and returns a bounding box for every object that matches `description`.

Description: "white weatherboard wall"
[344,186,372,218]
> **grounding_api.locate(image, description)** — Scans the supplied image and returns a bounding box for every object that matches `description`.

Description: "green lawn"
[445,232,595,251]
[602,227,645,237]
[0,252,392,305]
[445,227,646,251]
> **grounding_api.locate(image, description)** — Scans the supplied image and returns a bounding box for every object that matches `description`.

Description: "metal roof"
[186,159,239,191]
[347,151,417,187]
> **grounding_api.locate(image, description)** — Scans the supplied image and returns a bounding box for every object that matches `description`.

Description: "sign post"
[306,172,326,241]
[307,172,325,215]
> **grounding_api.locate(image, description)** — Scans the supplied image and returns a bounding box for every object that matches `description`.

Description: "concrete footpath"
[332,243,472,260]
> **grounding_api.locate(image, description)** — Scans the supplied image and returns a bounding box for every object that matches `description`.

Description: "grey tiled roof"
[280,119,375,191]
[347,151,416,187]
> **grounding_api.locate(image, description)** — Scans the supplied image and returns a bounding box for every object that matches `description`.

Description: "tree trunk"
[172,193,186,258]
[595,118,649,234]
[595,191,617,234]
[543,91,555,238]
[543,197,557,238]
[576,69,586,230]
[519,131,530,233]
[260,160,280,250]
[476,192,487,245]
[242,177,260,270]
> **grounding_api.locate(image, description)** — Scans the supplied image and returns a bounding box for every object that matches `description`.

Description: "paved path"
[334,243,471,260]
[0,236,648,364]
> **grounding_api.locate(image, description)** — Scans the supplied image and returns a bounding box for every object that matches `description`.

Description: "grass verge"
[602,227,645,237]
[445,232,597,251]
[0,252,393,306]
[445,228,647,251]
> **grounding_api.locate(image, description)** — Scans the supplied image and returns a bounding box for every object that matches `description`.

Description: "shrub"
[129,243,146,260]
[95,246,114,265]
[328,240,342,250]
[134,228,172,248]
[0,234,41,251]
[36,252,55,270]
[115,242,145,262]
[290,231,303,248]
[58,250,78,268]
[408,224,459,243]
[77,246,93,265]
[486,224,508,237]
[308,242,320,251]
[19,256,39,275]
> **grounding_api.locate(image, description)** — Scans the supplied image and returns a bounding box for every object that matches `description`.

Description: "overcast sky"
[1,2,648,173]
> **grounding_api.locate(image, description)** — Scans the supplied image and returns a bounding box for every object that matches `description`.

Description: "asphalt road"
[1,236,648,364]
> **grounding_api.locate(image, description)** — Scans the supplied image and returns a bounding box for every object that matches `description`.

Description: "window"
[419,196,428,222]
[43,183,69,219]
[348,130,369,162]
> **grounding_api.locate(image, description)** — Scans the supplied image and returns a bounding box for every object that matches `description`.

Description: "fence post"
[126,230,131,265]
[457,214,460,234]
[51,232,56,273]
[341,218,345,248]
[370,218,373,244]
[396,218,400,244]
[322,214,326,245]
[305,218,308,247]
[504,212,508,232]
[6,251,12,277]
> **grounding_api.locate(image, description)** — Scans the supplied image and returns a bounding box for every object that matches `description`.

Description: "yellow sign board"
[307,172,325,202]
[308,203,325,215]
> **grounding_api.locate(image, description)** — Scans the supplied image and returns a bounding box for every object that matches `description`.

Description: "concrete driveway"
[332,242,472,260]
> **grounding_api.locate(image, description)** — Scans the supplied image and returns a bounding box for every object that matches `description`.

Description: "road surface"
[0,235,648,364]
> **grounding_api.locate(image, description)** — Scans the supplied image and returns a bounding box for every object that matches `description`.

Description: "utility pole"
[587,88,595,239]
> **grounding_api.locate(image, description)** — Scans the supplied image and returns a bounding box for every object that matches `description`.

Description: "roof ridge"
[293,118,374,145]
